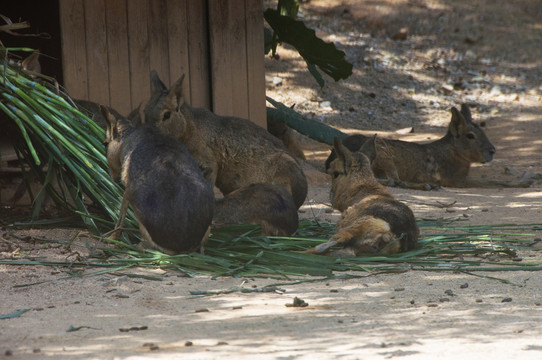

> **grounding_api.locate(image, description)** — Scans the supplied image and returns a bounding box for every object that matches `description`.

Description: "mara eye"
[466,133,475,140]
[333,172,340,179]
[163,111,171,121]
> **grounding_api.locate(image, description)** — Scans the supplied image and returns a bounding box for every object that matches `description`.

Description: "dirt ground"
[2,0,542,359]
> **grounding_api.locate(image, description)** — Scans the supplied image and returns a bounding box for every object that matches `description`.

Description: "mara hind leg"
[102,190,130,240]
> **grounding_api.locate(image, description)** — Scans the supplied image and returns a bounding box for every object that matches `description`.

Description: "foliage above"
[264,6,353,87]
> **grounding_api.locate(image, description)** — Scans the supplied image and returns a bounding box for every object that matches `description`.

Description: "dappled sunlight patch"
[516,192,542,199]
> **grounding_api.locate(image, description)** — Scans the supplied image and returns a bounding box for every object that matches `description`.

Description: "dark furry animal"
[102,107,214,254]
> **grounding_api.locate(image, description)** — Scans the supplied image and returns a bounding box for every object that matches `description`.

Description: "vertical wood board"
[58,0,88,100]
[126,0,150,110]
[208,1,234,117]
[229,0,250,120]
[187,0,211,108]
[105,0,131,114]
[148,0,170,89]
[245,0,266,128]
[83,0,110,106]
[166,0,191,104]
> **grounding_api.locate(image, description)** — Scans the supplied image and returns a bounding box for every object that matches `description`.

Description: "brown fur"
[213,183,299,236]
[142,71,308,209]
[307,136,419,257]
[267,118,306,160]
[102,107,214,254]
[324,105,523,189]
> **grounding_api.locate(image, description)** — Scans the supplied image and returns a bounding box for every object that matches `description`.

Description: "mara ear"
[21,51,42,74]
[127,102,144,125]
[358,134,377,164]
[150,70,168,94]
[333,137,353,170]
[460,103,473,123]
[167,73,186,107]
[449,107,467,137]
[100,105,117,143]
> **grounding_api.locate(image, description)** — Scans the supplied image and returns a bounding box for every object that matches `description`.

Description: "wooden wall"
[58,0,265,128]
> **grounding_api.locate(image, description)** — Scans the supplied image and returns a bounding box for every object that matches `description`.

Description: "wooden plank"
[245,0,266,128]
[148,0,170,88]
[126,0,150,110]
[208,1,250,119]
[166,0,191,104]
[208,1,233,116]
[105,0,132,115]
[58,0,88,99]
[228,0,249,120]
[83,0,109,106]
[187,0,210,108]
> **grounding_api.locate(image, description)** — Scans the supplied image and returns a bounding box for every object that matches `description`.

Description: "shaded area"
[265,0,542,132]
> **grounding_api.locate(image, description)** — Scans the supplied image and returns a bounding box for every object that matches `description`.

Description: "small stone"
[272,77,283,86]
[216,341,228,346]
[444,289,455,296]
[5,350,13,356]
[150,345,159,351]
[502,297,513,303]
[441,83,454,93]
[410,300,415,305]
[427,303,438,307]
[394,287,405,292]
[185,341,193,347]
[464,35,477,44]
[195,308,209,313]
[391,27,408,41]
[232,306,243,310]
[330,289,339,293]
[465,50,476,59]
[320,101,331,108]
[460,283,469,289]
[439,298,450,302]
[338,320,344,324]
[33,349,40,353]
[286,297,308,307]
[490,86,502,96]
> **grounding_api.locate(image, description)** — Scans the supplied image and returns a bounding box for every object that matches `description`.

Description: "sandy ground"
[2,0,542,359]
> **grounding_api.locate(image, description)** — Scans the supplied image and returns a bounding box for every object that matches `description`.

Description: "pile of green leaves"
[99,219,541,279]
[2,220,541,287]
[0,49,134,235]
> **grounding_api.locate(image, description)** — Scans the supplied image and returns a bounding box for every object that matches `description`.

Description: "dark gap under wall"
[1,0,63,83]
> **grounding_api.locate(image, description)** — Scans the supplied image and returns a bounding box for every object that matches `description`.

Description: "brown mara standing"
[142,71,308,209]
